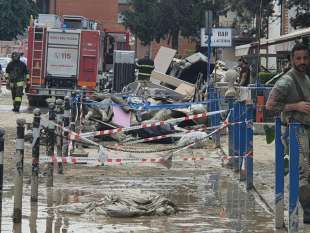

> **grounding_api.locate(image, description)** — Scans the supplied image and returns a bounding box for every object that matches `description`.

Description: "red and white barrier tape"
[172,116,230,154]
[221,151,254,161]
[118,125,219,146]
[39,151,253,165]
[39,156,208,164]
[77,110,227,138]
[44,109,254,156]
[115,117,253,147]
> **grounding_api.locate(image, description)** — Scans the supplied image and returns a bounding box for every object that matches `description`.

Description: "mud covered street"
[0,87,286,232]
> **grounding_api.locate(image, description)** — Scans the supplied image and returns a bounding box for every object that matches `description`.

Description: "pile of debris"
[81,47,218,146]
[56,190,177,217]
[24,47,228,156]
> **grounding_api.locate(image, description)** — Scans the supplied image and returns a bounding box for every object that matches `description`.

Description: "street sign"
[212,28,232,47]
[201,28,233,48]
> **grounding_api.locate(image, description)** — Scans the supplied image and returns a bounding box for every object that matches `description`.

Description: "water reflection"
[45,188,53,233]
[13,223,21,233]
[54,189,68,233]
[29,202,38,233]
[2,167,288,232]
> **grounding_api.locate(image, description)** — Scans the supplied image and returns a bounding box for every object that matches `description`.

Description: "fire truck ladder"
[31,27,44,86]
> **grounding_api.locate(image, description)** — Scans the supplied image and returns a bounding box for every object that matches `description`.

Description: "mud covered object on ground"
[57,190,177,217]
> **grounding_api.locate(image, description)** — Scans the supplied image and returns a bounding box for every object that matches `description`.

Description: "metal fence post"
[13,118,25,223]
[47,103,55,187]
[76,90,81,135]
[245,104,253,190]
[208,87,220,147]
[81,86,87,119]
[288,122,300,233]
[31,108,41,202]
[63,96,70,159]
[214,88,221,147]
[275,117,285,228]
[233,102,240,172]
[56,99,64,174]
[70,92,77,155]
[227,97,235,161]
[239,102,246,181]
[0,128,5,229]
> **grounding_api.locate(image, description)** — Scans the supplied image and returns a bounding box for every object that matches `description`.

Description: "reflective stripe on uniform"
[15,97,22,102]
[16,81,24,87]
[138,72,152,77]
[136,64,155,69]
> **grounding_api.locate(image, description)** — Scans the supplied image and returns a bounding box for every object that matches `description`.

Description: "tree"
[0,0,38,40]
[229,0,274,38]
[287,0,310,28]
[123,0,229,50]
[155,0,209,50]
[122,0,161,47]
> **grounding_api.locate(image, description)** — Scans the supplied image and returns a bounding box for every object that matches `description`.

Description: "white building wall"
[266,1,282,71]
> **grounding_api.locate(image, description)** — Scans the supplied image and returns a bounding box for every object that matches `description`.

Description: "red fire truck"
[26,14,130,105]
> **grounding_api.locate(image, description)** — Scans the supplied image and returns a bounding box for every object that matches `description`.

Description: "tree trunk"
[49,0,56,14]
[37,0,49,13]
[171,30,179,51]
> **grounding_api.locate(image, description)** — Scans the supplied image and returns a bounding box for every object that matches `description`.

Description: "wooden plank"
[154,46,176,73]
[150,71,195,88]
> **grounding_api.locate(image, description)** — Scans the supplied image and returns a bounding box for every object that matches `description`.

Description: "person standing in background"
[5,52,28,112]
[136,55,155,81]
[238,57,250,86]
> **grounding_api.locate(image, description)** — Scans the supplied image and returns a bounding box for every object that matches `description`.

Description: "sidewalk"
[222,134,310,232]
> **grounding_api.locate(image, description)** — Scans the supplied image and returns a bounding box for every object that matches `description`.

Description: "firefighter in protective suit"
[5,52,29,112]
[136,55,155,81]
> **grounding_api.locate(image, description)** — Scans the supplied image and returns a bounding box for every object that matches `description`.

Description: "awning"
[235,44,251,57]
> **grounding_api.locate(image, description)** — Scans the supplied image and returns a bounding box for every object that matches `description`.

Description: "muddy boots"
[299,184,310,224]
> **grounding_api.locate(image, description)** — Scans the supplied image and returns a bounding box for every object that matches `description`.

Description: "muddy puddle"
[1,158,286,233]
[0,96,285,232]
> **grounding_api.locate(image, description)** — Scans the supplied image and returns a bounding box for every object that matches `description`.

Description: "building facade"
[37,0,125,32]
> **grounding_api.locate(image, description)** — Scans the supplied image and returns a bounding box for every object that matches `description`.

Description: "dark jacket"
[6,60,28,83]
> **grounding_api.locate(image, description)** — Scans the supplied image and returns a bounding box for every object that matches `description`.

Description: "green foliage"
[263,125,275,144]
[123,0,229,49]
[288,0,310,28]
[156,0,208,49]
[0,0,38,40]
[123,0,278,49]
[122,0,160,46]
[258,71,275,84]
[229,0,274,37]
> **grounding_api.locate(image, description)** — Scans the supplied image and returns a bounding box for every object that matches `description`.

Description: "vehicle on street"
[26,14,130,106]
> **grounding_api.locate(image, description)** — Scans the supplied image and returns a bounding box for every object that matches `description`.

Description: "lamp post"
[256,0,263,83]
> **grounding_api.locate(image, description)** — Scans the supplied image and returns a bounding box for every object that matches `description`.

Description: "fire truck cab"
[27,14,105,105]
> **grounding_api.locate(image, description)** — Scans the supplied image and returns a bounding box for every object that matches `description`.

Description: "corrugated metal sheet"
[112,50,136,92]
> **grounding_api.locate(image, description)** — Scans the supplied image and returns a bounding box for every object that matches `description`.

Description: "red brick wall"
[53,0,197,58]
[150,38,197,59]
[54,0,125,32]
